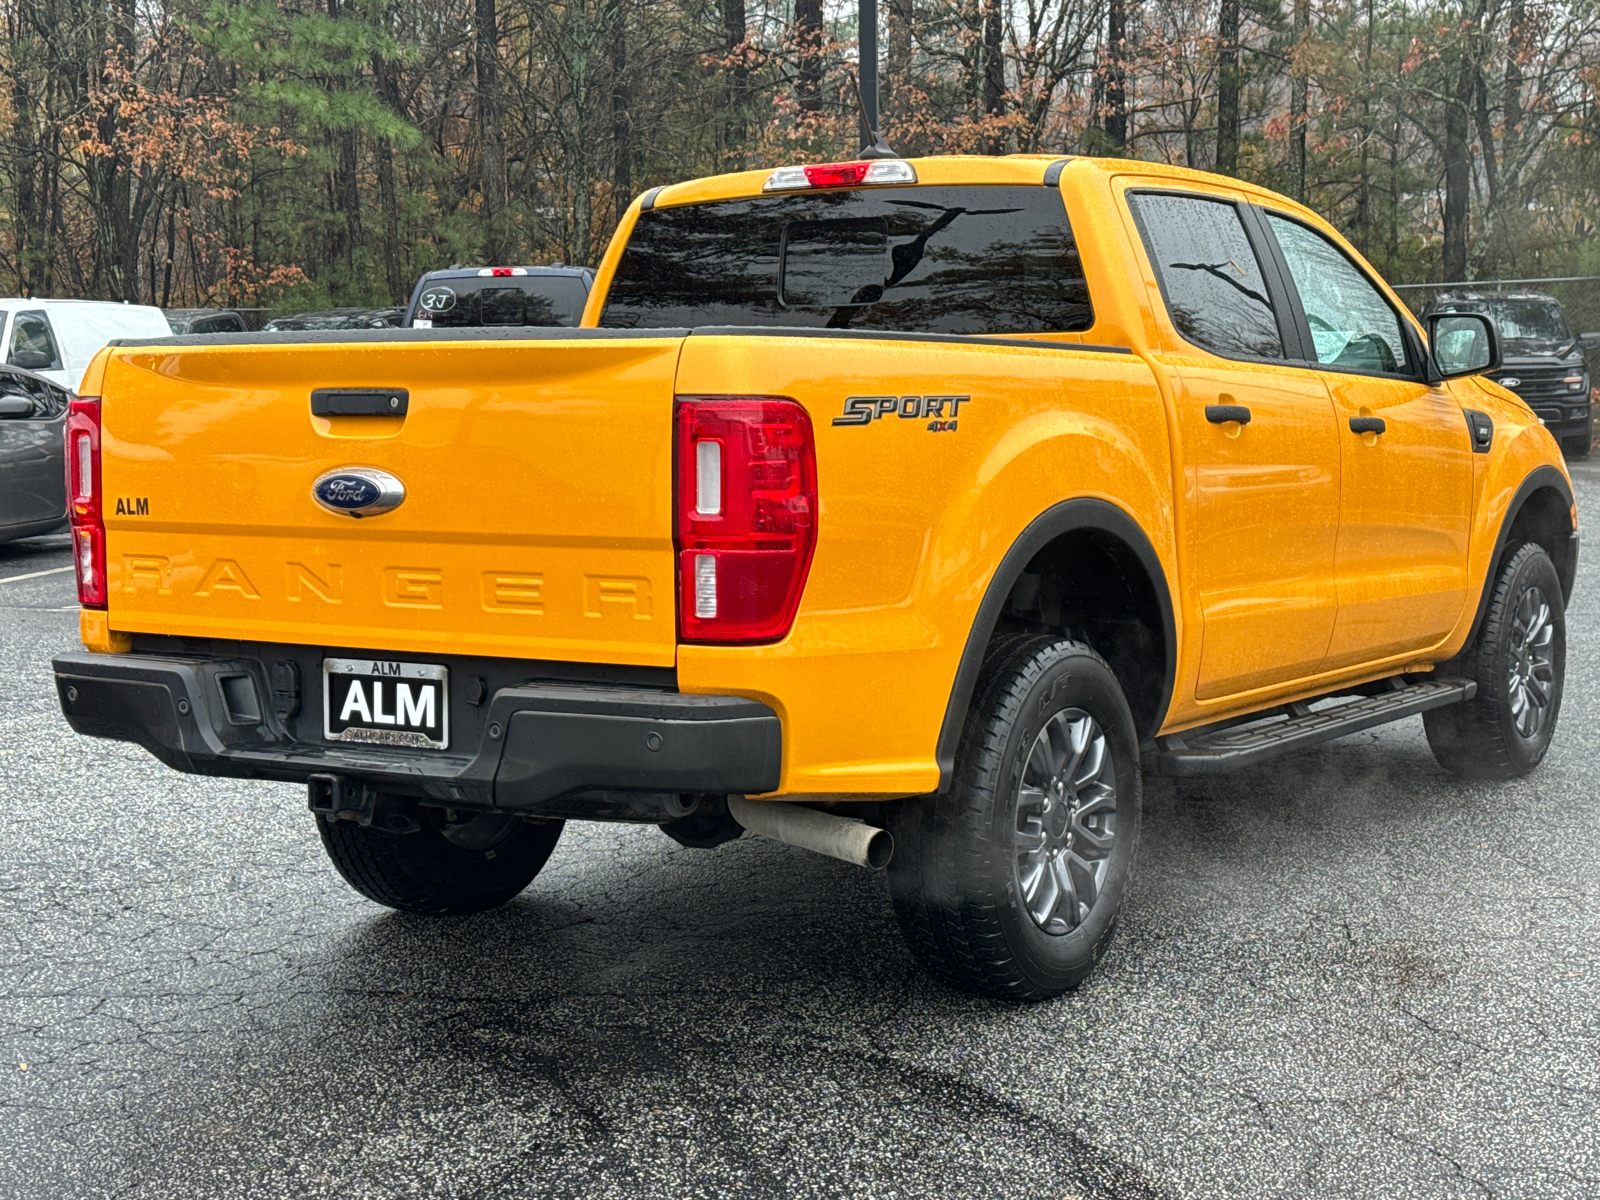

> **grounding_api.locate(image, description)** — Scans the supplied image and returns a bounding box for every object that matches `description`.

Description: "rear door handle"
[1348,416,1387,435]
[1205,404,1252,425]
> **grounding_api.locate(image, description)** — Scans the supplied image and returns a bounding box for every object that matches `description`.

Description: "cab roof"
[640,152,1319,224]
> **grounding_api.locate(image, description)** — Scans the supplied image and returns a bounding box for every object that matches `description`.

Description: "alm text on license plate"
[323,658,449,749]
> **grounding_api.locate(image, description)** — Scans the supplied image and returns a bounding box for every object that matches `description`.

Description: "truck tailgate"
[96,334,684,666]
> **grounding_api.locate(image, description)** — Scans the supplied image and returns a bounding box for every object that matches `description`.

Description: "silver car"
[0,364,71,543]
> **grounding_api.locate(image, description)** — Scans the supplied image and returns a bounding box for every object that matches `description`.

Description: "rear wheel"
[886,638,1142,1001]
[1424,541,1566,780]
[317,802,564,914]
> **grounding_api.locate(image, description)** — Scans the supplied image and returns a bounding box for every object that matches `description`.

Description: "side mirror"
[1580,332,1600,350]
[8,349,52,371]
[1429,312,1501,379]
[0,394,35,418]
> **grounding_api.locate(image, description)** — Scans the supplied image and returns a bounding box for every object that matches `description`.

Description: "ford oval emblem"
[312,468,405,518]
[1500,377,1521,388]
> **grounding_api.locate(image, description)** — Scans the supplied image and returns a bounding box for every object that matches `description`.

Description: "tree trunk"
[1215,0,1239,175]
[796,0,823,113]
[886,0,911,126]
[336,129,362,271]
[475,0,507,262]
[10,61,40,295]
[372,49,406,303]
[90,2,139,299]
[609,0,631,224]
[723,0,748,164]
[1289,0,1308,200]
[1502,0,1523,172]
[1354,0,1373,251]
[1472,70,1497,207]
[161,205,176,306]
[980,0,1005,149]
[1388,120,1400,269]
[1103,0,1128,149]
[1441,65,1474,281]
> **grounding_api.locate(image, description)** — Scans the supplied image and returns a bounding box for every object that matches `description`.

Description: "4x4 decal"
[833,394,970,431]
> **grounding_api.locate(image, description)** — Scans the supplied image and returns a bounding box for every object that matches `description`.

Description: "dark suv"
[1422,291,1599,458]
[402,266,593,330]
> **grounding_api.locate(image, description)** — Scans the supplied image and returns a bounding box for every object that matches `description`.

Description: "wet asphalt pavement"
[3,458,1598,1200]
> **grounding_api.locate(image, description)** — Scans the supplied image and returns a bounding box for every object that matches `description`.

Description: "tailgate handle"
[311,388,408,417]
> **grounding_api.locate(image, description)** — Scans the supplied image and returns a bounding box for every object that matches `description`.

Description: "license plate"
[323,658,449,750]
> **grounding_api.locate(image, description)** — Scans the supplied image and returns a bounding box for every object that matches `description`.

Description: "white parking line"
[0,565,74,586]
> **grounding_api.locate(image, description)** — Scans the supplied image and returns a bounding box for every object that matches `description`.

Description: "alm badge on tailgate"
[324,658,449,749]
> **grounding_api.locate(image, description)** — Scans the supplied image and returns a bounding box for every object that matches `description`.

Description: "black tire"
[886,637,1142,1001]
[317,802,564,914]
[1562,435,1591,461]
[1424,542,1566,780]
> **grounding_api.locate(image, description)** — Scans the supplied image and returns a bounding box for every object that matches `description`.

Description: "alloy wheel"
[1507,585,1556,739]
[1014,709,1119,935]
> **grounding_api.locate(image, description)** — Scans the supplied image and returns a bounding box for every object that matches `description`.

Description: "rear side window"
[600,186,1093,334]
[8,311,62,370]
[1128,193,1283,360]
[413,276,588,328]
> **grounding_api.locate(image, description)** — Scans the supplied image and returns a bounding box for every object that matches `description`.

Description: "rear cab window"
[599,186,1093,334]
[412,275,588,329]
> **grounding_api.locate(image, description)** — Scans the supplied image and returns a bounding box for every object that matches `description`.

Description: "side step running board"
[1155,678,1476,777]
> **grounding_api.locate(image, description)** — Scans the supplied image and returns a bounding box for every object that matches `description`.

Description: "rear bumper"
[53,651,782,812]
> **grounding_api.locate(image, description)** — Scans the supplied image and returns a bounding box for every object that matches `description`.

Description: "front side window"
[1265,215,1410,376]
[8,311,61,370]
[600,186,1094,335]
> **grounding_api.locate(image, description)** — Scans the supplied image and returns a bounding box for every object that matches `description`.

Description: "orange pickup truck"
[54,155,1574,1000]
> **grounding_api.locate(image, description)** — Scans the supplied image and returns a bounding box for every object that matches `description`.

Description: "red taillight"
[675,397,818,644]
[803,162,871,188]
[65,397,106,608]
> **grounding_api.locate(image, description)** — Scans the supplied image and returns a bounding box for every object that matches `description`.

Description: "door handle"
[1205,404,1252,425]
[311,388,409,416]
[1348,416,1387,435]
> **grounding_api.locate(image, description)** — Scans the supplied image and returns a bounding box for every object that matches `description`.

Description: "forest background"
[1,0,1597,316]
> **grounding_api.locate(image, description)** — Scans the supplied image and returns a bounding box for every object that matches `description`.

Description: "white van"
[0,300,172,394]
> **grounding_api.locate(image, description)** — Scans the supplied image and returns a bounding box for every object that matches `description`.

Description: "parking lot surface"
[3,459,1598,1200]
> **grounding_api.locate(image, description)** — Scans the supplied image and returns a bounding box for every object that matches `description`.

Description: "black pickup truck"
[1422,291,1599,459]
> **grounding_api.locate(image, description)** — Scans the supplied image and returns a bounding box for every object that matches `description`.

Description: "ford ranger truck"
[53,156,1576,1001]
